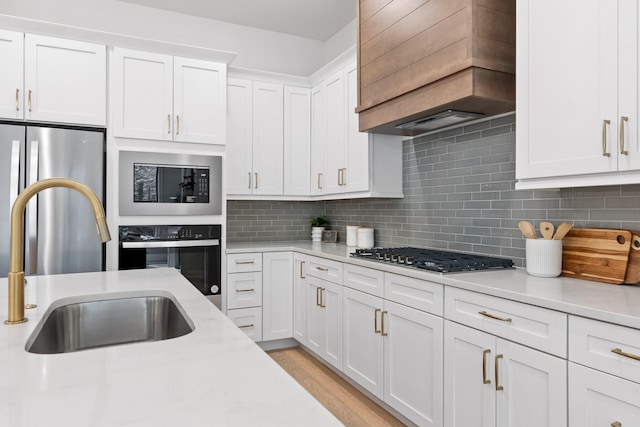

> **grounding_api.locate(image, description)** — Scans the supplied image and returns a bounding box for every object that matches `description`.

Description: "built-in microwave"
[119,151,222,216]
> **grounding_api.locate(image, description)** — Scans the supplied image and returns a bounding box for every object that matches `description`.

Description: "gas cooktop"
[350,247,514,273]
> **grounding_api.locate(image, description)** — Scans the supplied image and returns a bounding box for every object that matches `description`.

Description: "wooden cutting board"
[623,232,640,284]
[561,228,632,284]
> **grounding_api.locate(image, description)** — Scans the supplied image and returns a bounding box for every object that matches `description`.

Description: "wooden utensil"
[561,228,632,284]
[552,223,573,240]
[518,221,537,239]
[540,222,554,239]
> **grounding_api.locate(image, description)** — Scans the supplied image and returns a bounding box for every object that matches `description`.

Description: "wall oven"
[118,225,222,308]
[119,151,222,216]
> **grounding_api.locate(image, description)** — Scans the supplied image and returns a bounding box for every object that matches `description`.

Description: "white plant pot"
[311,226,325,242]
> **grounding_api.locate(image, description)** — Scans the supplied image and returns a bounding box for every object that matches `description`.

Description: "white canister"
[346,225,361,246]
[357,227,374,248]
[525,239,562,277]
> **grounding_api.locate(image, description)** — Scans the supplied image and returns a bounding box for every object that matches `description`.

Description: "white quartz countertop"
[227,241,640,329]
[0,268,342,427]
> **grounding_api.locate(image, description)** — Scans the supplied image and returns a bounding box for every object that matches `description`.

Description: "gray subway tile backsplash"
[227,113,640,267]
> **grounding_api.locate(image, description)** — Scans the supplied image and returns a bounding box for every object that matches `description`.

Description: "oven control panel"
[119,225,222,242]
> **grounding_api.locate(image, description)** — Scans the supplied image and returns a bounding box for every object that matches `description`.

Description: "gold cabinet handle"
[479,310,512,322]
[167,114,171,134]
[235,288,255,293]
[611,347,640,362]
[320,288,326,308]
[381,310,388,336]
[28,89,32,112]
[238,324,254,329]
[248,172,252,189]
[316,287,321,306]
[255,172,258,189]
[374,308,381,334]
[620,116,629,155]
[235,260,255,265]
[341,168,347,186]
[299,261,305,279]
[15,88,19,111]
[602,119,611,157]
[318,173,323,190]
[337,168,342,186]
[495,354,504,391]
[315,266,329,272]
[611,422,622,427]
[482,349,492,384]
[176,115,180,134]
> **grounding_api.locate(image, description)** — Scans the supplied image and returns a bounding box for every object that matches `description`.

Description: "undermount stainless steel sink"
[26,291,194,354]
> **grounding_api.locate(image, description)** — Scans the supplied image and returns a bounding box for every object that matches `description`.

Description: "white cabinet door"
[0,30,23,120]
[569,363,640,427]
[306,276,325,356]
[306,276,343,371]
[345,62,369,193]
[310,83,326,195]
[516,0,618,179]
[112,48,173,140]
[496,340,567,427]
[252,82,284,195]
[342,287,384,399]
[293,253,307,344]
[444,321,496,427]
[262,252,293,341]
[227,78,254,195]
[173,57,226,144]
[384,300,443,427]
[284,86,310,195]
[24,34,106,126]
[323,69,346,195]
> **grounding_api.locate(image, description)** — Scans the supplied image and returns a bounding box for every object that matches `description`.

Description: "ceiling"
[118,0,356,41]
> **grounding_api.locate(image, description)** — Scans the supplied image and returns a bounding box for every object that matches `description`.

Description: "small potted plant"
[310,215,329,242]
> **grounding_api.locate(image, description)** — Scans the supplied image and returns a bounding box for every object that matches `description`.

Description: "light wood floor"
[268,347,406,427]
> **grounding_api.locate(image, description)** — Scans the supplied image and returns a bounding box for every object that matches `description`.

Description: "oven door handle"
[121,239,220,249]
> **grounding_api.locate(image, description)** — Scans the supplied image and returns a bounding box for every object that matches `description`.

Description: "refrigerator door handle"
[27,140,39,274]
[9,140,21,213]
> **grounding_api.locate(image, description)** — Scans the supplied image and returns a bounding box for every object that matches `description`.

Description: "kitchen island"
[0,268,342,427]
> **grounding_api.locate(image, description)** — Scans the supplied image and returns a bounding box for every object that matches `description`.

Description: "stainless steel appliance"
[119,151,222,216]
[0,123,105,278]
[351,247,514,273]
[118,225,222,308]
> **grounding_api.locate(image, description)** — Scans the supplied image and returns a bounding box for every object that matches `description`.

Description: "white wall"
[0,0,354,76]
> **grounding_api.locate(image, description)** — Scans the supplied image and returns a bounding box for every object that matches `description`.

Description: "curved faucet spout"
[5,178,111,325]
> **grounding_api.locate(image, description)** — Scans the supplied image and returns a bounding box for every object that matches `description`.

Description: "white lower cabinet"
[569,363,640,427]
[342,284,443,426]
[226,307,263,342]
[307,276,342,371]
[262,252,293,341]
[444,320,567,427]
[293,253,308,344]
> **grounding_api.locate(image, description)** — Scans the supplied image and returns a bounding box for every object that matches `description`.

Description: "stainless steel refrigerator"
[0,124,105,278]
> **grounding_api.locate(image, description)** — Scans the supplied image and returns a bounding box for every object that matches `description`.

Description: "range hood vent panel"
[396,110,484,133]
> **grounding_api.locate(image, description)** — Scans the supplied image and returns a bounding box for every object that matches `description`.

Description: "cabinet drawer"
[227,253,262,273]
[384,273,443,316]
[227,272,263,309]
[307,256,342,283]
[569,316,640,383]
[226,307,262,342]
[343,263,384,297]
[445,287,567,357]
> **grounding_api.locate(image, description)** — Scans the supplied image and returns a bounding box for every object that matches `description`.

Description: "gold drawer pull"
[482,349,491,384]
[320,288,326,308]
[495,354,504,391]
[620,116,629,155]
[381,310,388,336]
[602,119,611,157]
[374,308,381,334]
[236,288,255,293]
[238,324,254,329]
[611,348,640,362]
[479,311,512,322]
[235,260,255,265]
[611,422,622,427]
[315,266,329,272]
[299,261,305,279]
[316,287,321,306]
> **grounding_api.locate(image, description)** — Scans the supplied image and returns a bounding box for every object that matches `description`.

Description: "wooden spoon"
[552,223,574,240]
[540,221,555,240]
[518,221,537,239]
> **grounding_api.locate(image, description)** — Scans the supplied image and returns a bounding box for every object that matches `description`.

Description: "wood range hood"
[356,0,516,136]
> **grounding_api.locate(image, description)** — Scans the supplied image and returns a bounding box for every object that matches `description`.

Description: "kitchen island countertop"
[228,241,640,330]
[0,268,342,427]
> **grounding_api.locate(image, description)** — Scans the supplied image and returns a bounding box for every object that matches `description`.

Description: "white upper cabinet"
[113,47,226,144]
[0,30,23,120]
[516,0,640,188]
[323,69,346,195]
[0,30,106,126]
[345,62,370,193]
[227,78,254,195]
[283,86,311,196]
[310,82,327,196]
